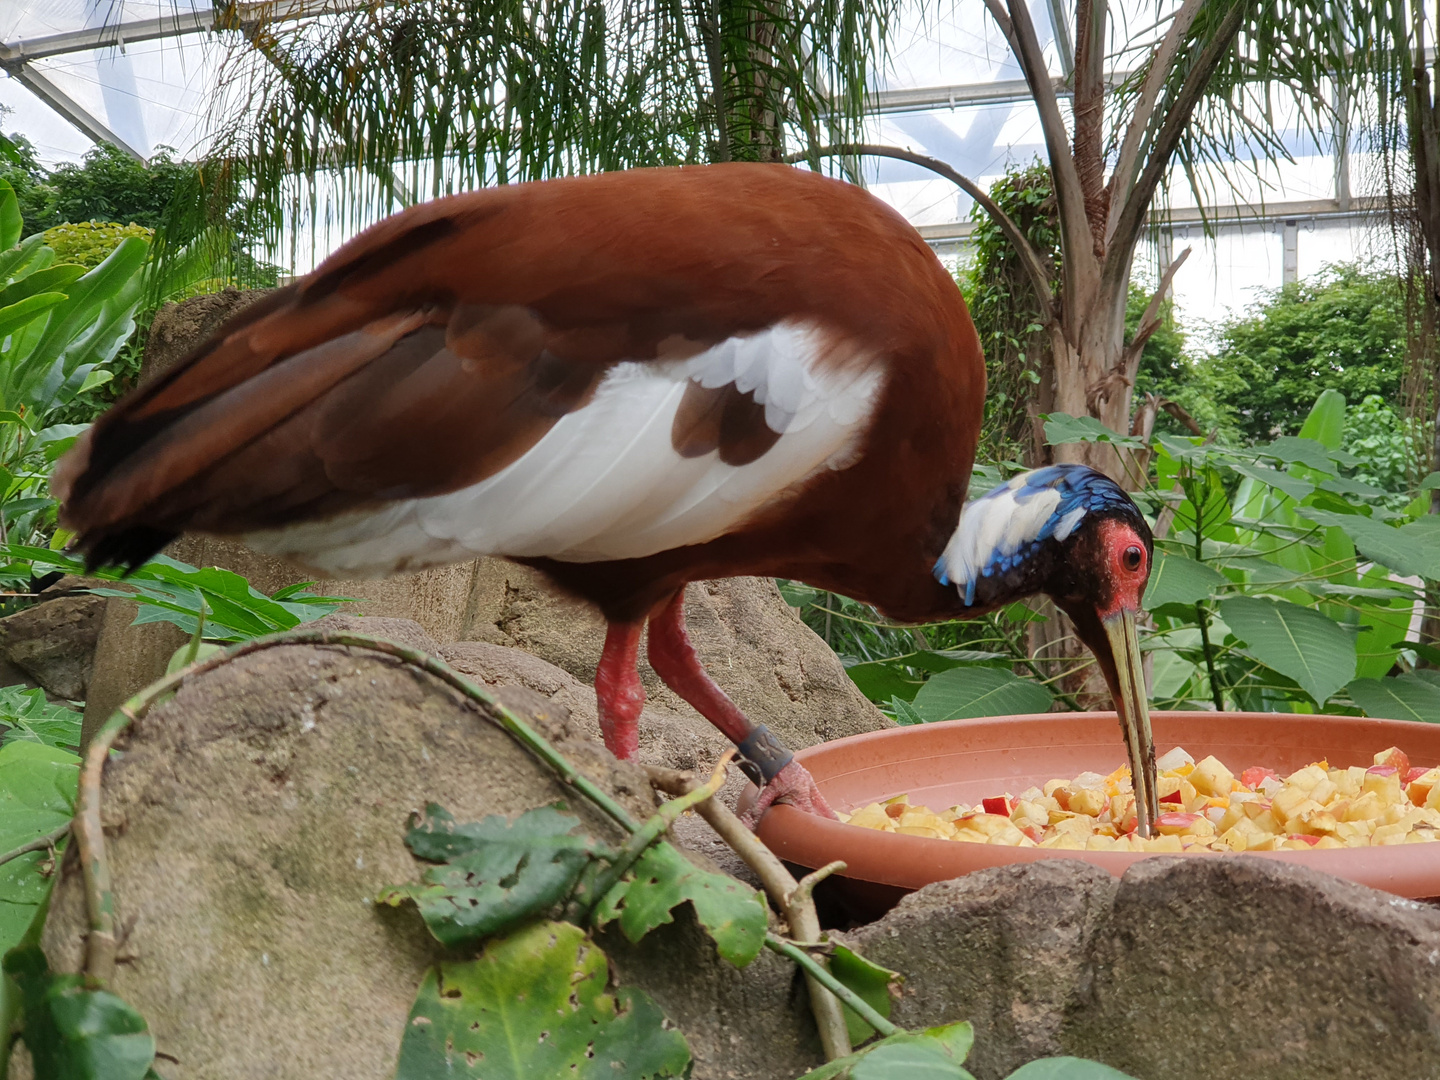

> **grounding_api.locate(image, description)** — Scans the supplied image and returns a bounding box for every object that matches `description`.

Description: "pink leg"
[596,620,645,760]
[646,589,836,826]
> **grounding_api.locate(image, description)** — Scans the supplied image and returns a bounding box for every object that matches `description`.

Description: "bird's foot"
[741,761,837,829]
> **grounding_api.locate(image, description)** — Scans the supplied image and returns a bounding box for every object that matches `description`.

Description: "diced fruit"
[1155,746,1195,772]
[844,748,1440,852]
[1240,766,1279,789]
[1374,747,1411,773]
[1190,755,1236,797]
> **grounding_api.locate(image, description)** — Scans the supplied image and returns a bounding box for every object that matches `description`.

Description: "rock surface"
[843,861,1116,1080]
[1064,856,1440,1080]
[0,585,104,701]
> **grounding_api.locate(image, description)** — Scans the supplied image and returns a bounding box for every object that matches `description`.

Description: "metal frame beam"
[918,194,1386,252]
[0,1,370,162]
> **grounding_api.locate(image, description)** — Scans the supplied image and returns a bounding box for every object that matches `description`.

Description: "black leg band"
[736,724,794,784]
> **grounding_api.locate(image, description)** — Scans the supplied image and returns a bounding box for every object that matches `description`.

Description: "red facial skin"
[1094,518,1152,621]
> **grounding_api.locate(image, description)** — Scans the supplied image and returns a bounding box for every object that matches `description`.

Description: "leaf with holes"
[1346,675,1440,722]
[3,945,157,1080]
[1001,1058,1140,1079]
[831,943,899,1046]
[378,803,602,948]
[794,1021,976,1080]
[393,920,689,1080]
[909,666,1053,721]
[1219,596,1356,707]
[594,841,766,967]
[1142,554,1227,609]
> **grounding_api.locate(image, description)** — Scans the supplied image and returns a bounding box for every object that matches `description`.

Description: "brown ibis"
[53,163,1158,832]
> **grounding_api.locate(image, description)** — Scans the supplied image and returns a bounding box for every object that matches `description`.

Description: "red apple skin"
[1159,790,1183,805]
[1287,833,1321,846]
[1367,765,1399,778]
[1405,767,1431,784]
[1240,767,1279,789]
[1375,747,1411,773]
[1021,825,1044,843]
[982,796,1011,817]
[1155,812,1202,833]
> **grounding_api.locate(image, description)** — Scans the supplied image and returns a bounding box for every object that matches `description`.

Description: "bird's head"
[934,464,1158,834]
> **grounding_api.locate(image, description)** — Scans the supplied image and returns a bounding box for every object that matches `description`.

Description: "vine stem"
[0,821,70,869]
[76,628,644,982]
[646,765,870,1058]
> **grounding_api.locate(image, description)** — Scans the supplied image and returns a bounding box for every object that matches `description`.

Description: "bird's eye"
[1122,545,1144,572]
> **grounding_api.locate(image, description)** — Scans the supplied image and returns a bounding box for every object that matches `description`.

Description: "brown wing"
[56,162,963,568]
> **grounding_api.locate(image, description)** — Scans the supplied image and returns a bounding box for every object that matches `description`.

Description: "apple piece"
[1159,790,1183,805]
[1286,832,1321,846]
[1307,778,1339,807]
[1155,811,1202,835]
[1363,768,1403,804]
[895,825,946,839]
[846,804,890,830]
[982,796,1011,817]
[1374,746,1411,774]
[885,802,908,819]
[1156,746,1195,772]
[1067,787,1108,817]
[1240,766,1279,790]
[1021,825,1045,843]
[1342,791,1386,822]
[1285,764,1329,792]
[1190,755,1236,797]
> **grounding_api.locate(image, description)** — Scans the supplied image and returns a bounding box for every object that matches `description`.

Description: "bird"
[52,162,1158,833]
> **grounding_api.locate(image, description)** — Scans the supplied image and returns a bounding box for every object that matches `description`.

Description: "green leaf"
[2,946,157,1080]
[1261,436,1342,474]
[1345,675,1440,722]
[378,804,600,948]
[1001,1058,1140,1080]
[0,686,82,750]
[795,1023,975,1080]
[1142,554,1227,608]
[1219,596,1357,706]
[594,841,766,967]
[393,921,689,1080]
[1294,510,1440,579]
[831,944,898,1045]
[0,292,68,341]
[889,697,926,725]
[0,741,77,961]
[1042,413,1146,450]
[0,179,19,252]
[910,666,1053,721]
[1229,462,1314,502]
[1298,389,1346,450]
[844,658,923,704]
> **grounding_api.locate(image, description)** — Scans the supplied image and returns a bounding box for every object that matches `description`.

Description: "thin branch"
[1104,0,1205,244]
[985,0,1097,300]
[0,820,70,869]
[646,764,857,1059]
[798,143,1054,317]
[1160,399,1205,437]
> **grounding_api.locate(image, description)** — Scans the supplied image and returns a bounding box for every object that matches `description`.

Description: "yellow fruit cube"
[1286,764,1329,791]
[1190,755,1236,797]
[1343,791,1386,822]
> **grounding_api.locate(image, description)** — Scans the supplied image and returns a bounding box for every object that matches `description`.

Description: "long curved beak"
[1101,608,1157,838]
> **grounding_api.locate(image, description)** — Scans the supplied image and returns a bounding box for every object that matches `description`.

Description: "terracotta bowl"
[743,711,1440,921]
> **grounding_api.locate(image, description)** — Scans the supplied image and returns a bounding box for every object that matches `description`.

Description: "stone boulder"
[1064,856,1440,1080]
[0,580,105,701]
[842,861,1116,1080]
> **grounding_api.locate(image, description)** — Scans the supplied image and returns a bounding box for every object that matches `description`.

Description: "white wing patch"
[245,321,883,576]
[938,474,1061,605]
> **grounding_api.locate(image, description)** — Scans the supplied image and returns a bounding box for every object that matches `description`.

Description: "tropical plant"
[1204,266,1406,443]
[0,178,148,552]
